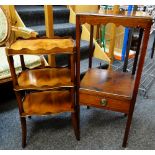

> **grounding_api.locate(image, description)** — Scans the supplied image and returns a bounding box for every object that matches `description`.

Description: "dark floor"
[0,33,155,150]
[0,75,155,150]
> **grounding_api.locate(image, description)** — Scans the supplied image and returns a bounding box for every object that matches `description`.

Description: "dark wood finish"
[20,117,26,148]
[80,93,130,114]
[89,25,94,68]
[20,55,26,71]
[80,69,134,100]
[122,27,151,147]
[87,24,94,110]
[71,111,80,140]
[132,28,143,75]
[0,77,12,84]
[6,55,18,87]
[123,28,133,72]
[6,38,78,147]
[76,15,81,141]
[76,13,152,147]
[96,25,100,44]
[76,13,152,28]
[151,35,155,59]
[123,5,138,72]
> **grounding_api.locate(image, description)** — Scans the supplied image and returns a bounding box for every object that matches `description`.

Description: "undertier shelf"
[22,90,74,116]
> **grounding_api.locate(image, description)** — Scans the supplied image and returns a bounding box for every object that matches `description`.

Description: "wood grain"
[44,5,56,67]
[7,38,75,55]
[80,68,134,100]
[22,90,74,116]
[15,68,73,91]
[76,13,152,147]
[80,93,130,114]
[76,13,152,28]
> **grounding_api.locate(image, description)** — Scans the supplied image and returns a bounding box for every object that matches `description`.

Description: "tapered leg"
[124,114,127,117]
[122,110,134,147]
[87,106,90,109]
[151,36,155,59]
[28,116,31,119]
[20,117,27,148]
[71,109,80,140]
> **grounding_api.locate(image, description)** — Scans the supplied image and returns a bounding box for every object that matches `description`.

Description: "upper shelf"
[6,38,75,55]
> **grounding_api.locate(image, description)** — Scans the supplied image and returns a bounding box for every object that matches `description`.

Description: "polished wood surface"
[80,93,130,114]
[16,68,73,91]
[80,68,134,100]
[132,28,143,75]
[6,36,78,147]
[0,56,47,84]
[76,13,152,148]
[76,13,152,28]
[7,38,74,55]
[22,90,74,116]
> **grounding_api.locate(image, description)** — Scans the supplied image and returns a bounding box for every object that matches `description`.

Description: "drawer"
[80,93,130,114]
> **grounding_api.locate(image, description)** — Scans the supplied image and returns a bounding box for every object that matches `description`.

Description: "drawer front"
[80,93,130,114]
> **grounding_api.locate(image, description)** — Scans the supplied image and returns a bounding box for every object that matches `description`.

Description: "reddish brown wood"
[6,38,78,147]
[80,69,134,100]
[89,25,94,68]
[132,28,143,75]
[76,13,152,148]
[15,91,26,148]
[20,55,26,71]
[20,117,26,148]
[151,36,155,58]
[76,15,81,141]
[16,68,73,91]
[122,27,151,147]
[96,25,100,44]
[80,93,130,114]
[0,77,12,84]
[6,54,18,87]
[71,111,80,140]
[22,90,74,116]
[77,13,152,28]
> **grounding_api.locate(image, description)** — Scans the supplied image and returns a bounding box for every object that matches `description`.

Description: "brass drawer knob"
[100,99,108,106]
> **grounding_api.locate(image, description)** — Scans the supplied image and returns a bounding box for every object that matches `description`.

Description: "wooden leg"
[28,116,31,119]
[123,29,133,72]
[71,110,80,141]
[151,36,155,59]
[87,106,90,109]
[132,28,143,75]
[124,114,127,117]
[122,110,134,147]
[20,117,27,148]
[71,105,80,140]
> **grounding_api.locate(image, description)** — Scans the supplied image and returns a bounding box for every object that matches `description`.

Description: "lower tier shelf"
[22,90,74,116]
